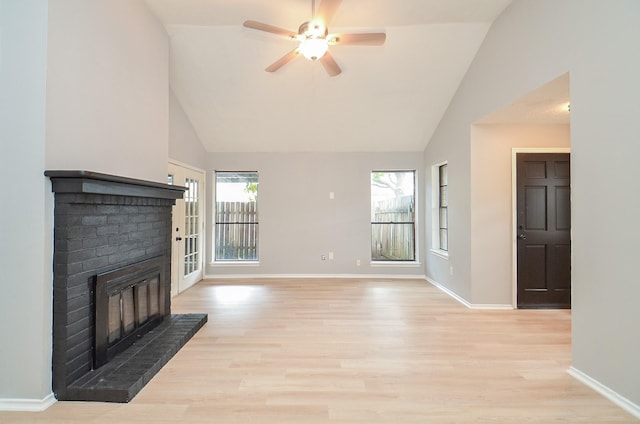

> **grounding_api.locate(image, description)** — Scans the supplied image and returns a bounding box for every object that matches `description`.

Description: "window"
[214,172,259,261]
[432,162,448,253]
[371,171,416,261]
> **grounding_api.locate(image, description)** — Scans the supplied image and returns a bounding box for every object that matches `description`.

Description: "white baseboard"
[204,273,427,280]
[568,367,640,420]
[0,393,56,412]
[425,276,514,310]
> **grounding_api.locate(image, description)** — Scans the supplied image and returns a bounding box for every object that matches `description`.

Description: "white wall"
[424,0,640,409]
[169,89,207,170]
[206,152,425,277]
[46,0,169,183]
[470,124,570,306]
[0,0,53,405]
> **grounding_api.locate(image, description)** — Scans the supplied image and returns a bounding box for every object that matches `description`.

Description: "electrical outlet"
[450,266,454,276]
[328,251,334,260]
[356,259,361,266]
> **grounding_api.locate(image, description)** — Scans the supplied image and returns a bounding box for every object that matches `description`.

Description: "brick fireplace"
[46,171,207,402]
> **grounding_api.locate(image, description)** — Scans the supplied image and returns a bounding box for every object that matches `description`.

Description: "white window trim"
[431,161,449,259]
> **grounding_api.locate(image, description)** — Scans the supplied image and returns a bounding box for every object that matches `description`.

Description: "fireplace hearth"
[46,171,207,402]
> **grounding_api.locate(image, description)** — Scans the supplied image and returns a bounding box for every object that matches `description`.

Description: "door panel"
[517,153,571,308]
[168,163,205,297]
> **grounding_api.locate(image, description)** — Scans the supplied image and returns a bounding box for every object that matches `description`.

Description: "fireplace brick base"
[46,171,207,402]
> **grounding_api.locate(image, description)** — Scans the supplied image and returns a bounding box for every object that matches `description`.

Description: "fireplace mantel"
[45,170,186,199]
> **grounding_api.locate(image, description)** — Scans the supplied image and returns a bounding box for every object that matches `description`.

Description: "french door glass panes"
[184,177,200,276]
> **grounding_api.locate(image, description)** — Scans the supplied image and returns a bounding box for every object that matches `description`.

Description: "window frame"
[213,171,260,264]
[370,170,417,263]
[431,161,449,258]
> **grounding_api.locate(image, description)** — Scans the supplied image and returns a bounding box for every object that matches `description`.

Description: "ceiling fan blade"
[331,33,386,46]
[265,48,301,73]
[243,20,297,39]
[319,50,342,77]
[315,0,342,25]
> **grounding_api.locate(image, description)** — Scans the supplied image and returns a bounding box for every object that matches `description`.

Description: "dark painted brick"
[83,256,109,271]
[96,245,118,257]
[96,225,119,236]
[137,222,153,231]
[67,226,97,239]
[96,205,120,214]
[108,234,129,245]
[82,215,107,226]
[119,223,138,234]
[118,241,138,253]
[68,204,98,215]
[56,238,83,252]
[55,262,83,278]
[145,246,162,256]
[67,249,96,264]
[54,214,83,227]
[121,206,139,214]
[130,214,147,223]
[82,236,109,249]
[107,214,128,224]
[128,248,147,260]
[108,252,130,265]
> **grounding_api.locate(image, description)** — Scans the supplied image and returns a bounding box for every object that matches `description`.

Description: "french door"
[168,162,205,296]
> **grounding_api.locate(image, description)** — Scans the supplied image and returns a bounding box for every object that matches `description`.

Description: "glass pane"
[137,284,148,325]
[439,229,448,251]
[108,294,121,344]
[439,164,447,186]
[215,223,259,260]
[439,207,448,229]
[371,223,415,261]
[371,171,415,222]
[121,287,135,335]
[149,278,159,316]
[439,186,447,207]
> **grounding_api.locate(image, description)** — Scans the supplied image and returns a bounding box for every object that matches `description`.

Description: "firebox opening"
[95,256,167,369]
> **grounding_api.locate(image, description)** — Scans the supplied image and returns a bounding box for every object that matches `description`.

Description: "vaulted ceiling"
[145,0,516,152]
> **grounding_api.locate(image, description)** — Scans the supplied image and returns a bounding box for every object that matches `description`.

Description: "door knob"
[175,237,183,241]
[518,233,527,240]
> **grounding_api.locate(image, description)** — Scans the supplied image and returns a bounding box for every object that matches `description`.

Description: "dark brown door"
[517,153,571,309]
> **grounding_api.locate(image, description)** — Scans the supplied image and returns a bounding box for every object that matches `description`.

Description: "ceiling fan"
[243,0,386,77]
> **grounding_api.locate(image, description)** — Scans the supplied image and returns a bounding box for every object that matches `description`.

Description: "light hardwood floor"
[1,278,637,423]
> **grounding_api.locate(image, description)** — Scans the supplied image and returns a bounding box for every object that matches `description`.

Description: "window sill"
[370,261,421,268]
[210,261,260,267]
[430,249,449,260]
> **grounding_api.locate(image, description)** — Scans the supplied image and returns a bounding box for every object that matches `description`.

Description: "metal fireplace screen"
[95,257,167,368]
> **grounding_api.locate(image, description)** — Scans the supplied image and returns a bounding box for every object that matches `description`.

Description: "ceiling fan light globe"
[300,38,329,61]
